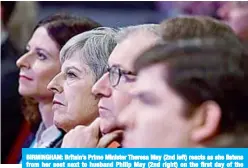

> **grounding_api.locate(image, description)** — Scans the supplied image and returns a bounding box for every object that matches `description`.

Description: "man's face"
[92,30,160,135]
[218,2,248,40]
[119,63,194,147]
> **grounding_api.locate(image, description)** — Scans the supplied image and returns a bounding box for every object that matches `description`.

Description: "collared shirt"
[19,124,62,164]
[32,123,62,148]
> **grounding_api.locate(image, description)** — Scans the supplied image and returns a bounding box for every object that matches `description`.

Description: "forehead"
[108,31,159,70]
[137,64,170,95]
[29,27,58,53]
[61,52,85,70]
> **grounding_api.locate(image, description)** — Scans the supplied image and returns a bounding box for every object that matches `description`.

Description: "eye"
[123,75,136,83]
[137,93,157,105]
[37,50,48,60]
[116,68,136,83]
[66,71,77,78]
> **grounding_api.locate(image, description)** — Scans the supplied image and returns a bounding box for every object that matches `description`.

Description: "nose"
[16,52,31,69]
[92,73,112,98]
[47,72,64,94]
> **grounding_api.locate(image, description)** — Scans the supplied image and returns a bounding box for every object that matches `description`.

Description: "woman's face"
[16,27,61,100]
[48,51,99,132]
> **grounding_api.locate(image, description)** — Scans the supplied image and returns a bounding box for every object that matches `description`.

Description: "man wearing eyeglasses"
[92,25,161,147]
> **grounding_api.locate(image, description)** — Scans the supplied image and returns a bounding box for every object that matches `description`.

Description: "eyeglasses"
[106,65,137,88]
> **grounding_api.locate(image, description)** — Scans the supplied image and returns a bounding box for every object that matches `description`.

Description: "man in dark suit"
[1,1,25,163]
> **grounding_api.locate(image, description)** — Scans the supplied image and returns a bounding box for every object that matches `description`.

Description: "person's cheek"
[229,9,248,31]
[116,94,132,114]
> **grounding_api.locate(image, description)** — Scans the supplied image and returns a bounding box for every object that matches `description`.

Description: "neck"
[38,98,54,128]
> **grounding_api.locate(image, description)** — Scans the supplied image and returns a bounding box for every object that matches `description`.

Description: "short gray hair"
[115,24,161,44]
[60,27,118,81]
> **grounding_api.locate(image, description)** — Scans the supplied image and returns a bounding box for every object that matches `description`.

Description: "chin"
[100,119,116,135]
[54,115,75,133]
[18,87,35,97]
[100,126,111,135]
[54,119,67,132]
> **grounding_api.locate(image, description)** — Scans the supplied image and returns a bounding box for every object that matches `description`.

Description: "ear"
[191,100,221,143]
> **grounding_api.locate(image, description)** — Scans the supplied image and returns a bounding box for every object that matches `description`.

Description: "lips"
[53,100,65,106]
[98,106,112,118]
[19,75,33,81]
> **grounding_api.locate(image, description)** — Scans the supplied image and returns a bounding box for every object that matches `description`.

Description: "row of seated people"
[2,1,248,163]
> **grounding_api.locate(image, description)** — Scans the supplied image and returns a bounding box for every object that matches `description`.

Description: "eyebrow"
[27,43,55,58]
[109,63,122,68]
[64,66,82,73]
[36,47,53,57]
[110,63,136,75]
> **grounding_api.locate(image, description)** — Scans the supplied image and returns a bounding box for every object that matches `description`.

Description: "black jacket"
[1,38,24,163]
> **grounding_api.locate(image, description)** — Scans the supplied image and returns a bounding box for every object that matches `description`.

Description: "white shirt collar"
[34,123,62,148]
